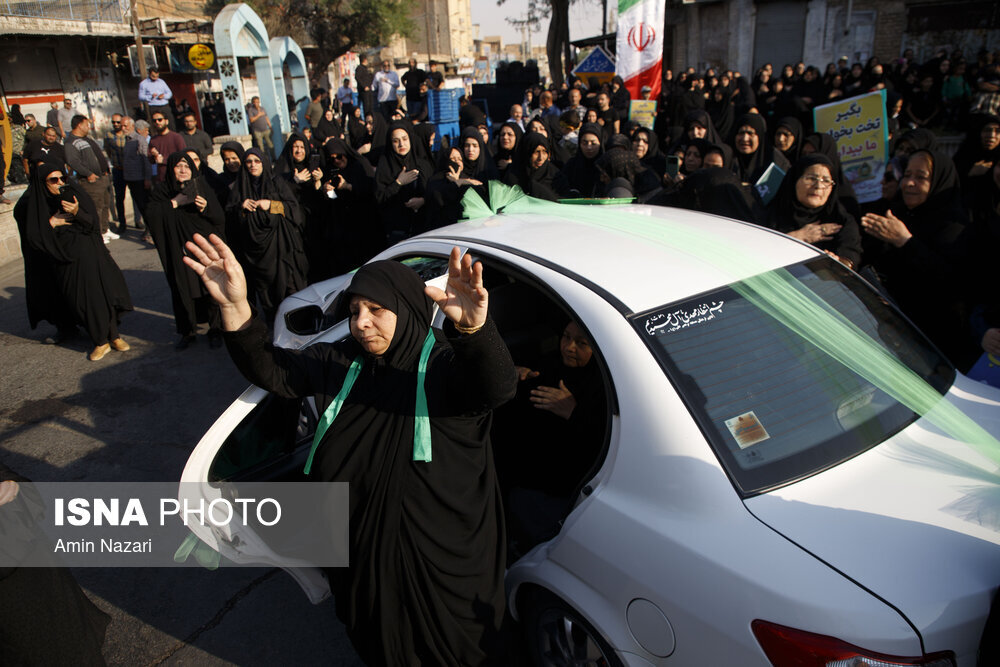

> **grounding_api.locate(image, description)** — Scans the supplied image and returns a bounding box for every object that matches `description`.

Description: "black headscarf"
[458,126,498,181]
[324,137,375,179]
[506,131,561,201]
[631,125,666,175]
[803,132,859,213]
[315,111,342,144]
[731,113,790,185]
[492,121,523,165]
[410,122,437,166]
[597,140,649,193]
[375,121,433,195]
[682,138,716,174]
[766,153,862,266]
[276,133,313,177]
[893,149,964,222]
[680,109,724,147]
[773,116,803,163]
[18,162,88,264]
[218,141,246,186]
[649,166,757,223]
[894,127,939,156]
[555,123,605,198]
[952,113,1000,189]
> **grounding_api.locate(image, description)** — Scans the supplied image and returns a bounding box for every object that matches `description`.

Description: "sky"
[470,0,610,51]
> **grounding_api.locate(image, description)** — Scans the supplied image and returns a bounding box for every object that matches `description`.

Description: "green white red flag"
[615,0,664,99]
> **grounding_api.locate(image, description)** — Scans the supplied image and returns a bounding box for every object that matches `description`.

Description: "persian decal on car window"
[645,301,724,335]
[724,411,770,449]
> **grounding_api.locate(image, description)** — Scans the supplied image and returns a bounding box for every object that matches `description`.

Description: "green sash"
[303,329,437,474]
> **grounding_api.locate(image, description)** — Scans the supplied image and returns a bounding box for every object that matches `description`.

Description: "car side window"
[485,262,615,559]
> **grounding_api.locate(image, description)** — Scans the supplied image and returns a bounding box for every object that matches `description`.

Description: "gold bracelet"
[453,322,483,335]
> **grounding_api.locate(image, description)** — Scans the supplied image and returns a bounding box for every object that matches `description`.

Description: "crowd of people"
[7,48,1000,372]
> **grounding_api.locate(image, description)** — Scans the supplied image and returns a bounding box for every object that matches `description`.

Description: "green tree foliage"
[207,0,415,79]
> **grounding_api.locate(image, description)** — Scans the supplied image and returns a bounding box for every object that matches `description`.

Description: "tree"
[500,0,574,88]
[206,0,416,81]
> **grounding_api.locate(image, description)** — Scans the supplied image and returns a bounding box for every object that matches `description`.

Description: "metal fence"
[2,0,127,22]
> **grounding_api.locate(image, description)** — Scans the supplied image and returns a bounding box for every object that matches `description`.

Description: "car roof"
[419,204,819,314]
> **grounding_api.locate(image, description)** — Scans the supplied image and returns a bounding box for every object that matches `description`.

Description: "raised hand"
[424,246,488,331]
[183,233,252,330]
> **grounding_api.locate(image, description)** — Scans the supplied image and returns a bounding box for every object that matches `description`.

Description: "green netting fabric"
[174,532,221,570]
[459,184,1000,472]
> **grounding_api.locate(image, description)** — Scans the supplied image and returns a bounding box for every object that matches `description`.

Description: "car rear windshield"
[633,256,955,496]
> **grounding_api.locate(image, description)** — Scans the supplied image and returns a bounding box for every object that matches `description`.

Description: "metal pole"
[425,0,433,64]
[130,0,147,118]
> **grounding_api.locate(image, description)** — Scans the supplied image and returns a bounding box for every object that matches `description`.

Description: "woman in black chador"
[226,148,308,323]
[146,152,226,349]
[14,162,132,360]
[375,121,434,244]
[184,235,517,666]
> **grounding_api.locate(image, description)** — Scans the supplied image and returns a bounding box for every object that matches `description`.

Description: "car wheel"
[522,589,624,667]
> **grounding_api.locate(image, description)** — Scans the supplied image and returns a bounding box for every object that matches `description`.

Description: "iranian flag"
[615,0,665,99]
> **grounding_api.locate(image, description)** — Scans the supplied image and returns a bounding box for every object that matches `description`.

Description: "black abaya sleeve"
[437,319,517,414]
[224,313,349,401]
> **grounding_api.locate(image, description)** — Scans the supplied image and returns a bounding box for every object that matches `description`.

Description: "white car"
[182,202,1000,666]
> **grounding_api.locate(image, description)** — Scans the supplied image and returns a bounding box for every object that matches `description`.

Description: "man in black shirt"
[23,126,66,176]
[427,61,444,90]
[355,54,375,118]
[402,58,426,109]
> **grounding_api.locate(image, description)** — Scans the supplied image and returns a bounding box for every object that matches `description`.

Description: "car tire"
[521,589,624,667]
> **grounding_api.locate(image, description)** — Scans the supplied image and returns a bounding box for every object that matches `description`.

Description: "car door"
[179,247,453,602]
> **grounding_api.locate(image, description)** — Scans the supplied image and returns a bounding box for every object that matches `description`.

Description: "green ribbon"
[304,329,437,474]
[458,183,1000,473]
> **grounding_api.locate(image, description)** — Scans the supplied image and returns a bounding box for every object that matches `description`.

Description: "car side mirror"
[284,305,325,336]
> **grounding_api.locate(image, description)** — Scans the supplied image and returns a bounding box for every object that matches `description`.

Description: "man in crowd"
[57,98,79,139]
[507,104,525,131]
[306,88,325,128]
[356,54,375,118]
[336,80,354,116]
[374,60,401,119]
[148,109,186,182]
[564,88,586,123]
[45,101,60,136]
[179,112,213,159]
[139,68,174,129]
[64,114,115,241]
[596,91,620,137]
[427,61,444,90]
[245,96,273,158]
[122,118,152,238]
[22,126,65,176]
[103,113,129,233]
[24,114,44,144]
[402,58,426,112]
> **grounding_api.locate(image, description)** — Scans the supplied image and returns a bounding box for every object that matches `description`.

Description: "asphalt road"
[0,228,364,666]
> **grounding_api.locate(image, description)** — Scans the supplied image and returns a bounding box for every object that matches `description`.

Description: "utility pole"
[130,0,147,76]
[424,0,433,65]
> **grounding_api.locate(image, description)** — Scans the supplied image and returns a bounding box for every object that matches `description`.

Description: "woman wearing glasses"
[765,153,862,270]
[13,162,132,359]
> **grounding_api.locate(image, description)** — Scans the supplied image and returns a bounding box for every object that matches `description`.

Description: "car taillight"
[751,620,955,667]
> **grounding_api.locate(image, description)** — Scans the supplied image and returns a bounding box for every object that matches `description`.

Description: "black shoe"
[135,221,145,230]
[175,334,197,351]
[117,223,128,235]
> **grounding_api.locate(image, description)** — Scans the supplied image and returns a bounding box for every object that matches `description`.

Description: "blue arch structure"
[270,37,310,134]
[213,4,289,154]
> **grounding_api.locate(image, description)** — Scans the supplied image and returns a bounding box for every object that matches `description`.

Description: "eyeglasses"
[111,121,122,125]
[330,154,345,160]
[801,174,835,188]
[153,117,166,123]
[46,175,65,184]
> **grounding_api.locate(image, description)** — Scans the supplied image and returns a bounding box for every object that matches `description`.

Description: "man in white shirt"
[336,79,355,116]
[373,60,401,119]
[138,68,175,129]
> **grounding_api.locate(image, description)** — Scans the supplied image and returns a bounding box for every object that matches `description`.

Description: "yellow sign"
[813,91,888,204]
[628,100,657,129]
[188,44,215,71]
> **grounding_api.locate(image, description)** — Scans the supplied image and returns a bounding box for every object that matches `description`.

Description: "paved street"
[0,228,364,665]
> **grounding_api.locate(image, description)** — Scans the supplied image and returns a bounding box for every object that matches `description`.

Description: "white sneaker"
[106,229,120,240]
[103,234,110,244]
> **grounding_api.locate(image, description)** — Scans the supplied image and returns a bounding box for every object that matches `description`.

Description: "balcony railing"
[2,0,128,23]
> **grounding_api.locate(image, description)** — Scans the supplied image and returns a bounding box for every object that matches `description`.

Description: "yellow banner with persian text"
[813,90,889,204]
